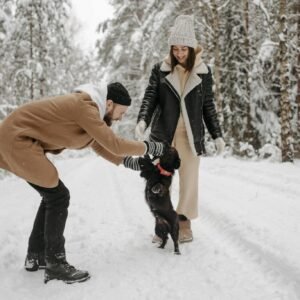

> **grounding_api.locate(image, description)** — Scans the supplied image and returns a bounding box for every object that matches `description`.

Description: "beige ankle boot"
[179,219,193,243]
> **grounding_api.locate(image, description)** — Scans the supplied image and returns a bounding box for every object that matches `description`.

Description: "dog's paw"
[174,248,181,255]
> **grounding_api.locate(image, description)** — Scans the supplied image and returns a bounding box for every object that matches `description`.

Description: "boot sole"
[179,237,193,243]
[65,274,90,284]
[24,266,46,272]
[44,272,90,284]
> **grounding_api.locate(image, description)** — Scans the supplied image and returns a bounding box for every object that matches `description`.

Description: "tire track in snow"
[200,206,300,299]
[201,158,300,262]
[202,162,299,200]
[205,157,299,183]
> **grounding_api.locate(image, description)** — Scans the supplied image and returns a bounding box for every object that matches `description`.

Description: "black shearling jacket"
[137,57,223,155]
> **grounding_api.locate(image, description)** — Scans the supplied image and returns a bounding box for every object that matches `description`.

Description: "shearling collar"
[160,46,209,74]
[160,46,209,101]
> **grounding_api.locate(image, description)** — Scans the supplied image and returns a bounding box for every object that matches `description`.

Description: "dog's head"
[139,146,180,180]
[158,146,181,173]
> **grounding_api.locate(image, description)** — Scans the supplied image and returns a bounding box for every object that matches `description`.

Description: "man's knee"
[30,180,70,209]
[53,180,70,208]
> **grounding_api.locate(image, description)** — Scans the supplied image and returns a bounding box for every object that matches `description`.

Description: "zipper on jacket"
[165,78,181,102]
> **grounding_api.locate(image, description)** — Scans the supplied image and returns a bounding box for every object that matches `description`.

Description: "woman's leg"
[172,117,200,243]
[173,119,200,220]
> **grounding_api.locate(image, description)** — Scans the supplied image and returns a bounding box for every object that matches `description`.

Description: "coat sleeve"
[91,141,124,165]
[202,66,223,139]
[137,63,161,127]
[76,100,146,157]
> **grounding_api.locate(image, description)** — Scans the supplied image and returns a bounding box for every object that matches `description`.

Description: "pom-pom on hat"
[168,15,197,48]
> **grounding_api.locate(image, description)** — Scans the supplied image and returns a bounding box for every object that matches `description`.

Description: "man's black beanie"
[107,82,131,106]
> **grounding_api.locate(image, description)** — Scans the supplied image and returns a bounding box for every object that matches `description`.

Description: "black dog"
[139,147,181,254]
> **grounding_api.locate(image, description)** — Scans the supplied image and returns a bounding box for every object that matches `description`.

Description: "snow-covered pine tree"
[0,0,15,106]
[4,0,74,104]
[0,0,17,117]
[221,1,260,156]
[250,0,282,160]
[0,0,99,120]
[96,0,180,138]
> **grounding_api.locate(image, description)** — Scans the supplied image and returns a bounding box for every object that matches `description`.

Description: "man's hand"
[215,137,225,155]
[135,120,147,140]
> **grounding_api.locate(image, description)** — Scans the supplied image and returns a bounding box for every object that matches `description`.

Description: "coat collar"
[73,83,107,119]
[160,46,209,99]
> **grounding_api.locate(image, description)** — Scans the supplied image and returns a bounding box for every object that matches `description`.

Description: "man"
[0,82,164,284]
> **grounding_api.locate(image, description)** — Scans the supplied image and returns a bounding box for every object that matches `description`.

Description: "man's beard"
[103,113,113,127]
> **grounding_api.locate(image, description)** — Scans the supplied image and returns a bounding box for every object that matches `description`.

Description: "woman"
[135,15,225,243]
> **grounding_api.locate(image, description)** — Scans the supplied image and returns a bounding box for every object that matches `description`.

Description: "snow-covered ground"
[0,155,299,300]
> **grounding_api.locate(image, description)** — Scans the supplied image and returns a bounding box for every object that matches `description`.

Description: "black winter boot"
[44,254,90,284]
[24,252,46,271]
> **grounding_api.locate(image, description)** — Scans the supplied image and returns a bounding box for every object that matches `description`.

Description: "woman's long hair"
[169,46,196,73]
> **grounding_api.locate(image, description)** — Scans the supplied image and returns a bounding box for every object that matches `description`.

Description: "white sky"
[71,0,114,52]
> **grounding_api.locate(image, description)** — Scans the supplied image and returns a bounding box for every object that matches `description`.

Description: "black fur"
[140,147,181,254]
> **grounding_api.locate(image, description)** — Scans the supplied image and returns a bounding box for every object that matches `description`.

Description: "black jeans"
[27,180,70,260]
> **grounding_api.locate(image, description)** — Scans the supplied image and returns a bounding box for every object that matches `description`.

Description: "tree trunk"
[296,1,300,158]
[242,0,260,149]
[29,0,34,99]
[279,0,294,162]
[243,0,250,123]
[34,0,45,97]
[211,0,223,125]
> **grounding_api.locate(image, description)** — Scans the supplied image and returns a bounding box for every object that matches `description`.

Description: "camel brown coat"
[0,92,145,187]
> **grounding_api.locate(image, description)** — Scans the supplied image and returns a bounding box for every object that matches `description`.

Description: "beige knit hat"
[168,15,197,48]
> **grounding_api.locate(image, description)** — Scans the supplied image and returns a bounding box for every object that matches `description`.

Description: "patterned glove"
[123,156,142,171]
[144,141,165,157]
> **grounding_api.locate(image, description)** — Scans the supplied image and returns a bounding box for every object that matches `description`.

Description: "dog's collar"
[156,163,173,177]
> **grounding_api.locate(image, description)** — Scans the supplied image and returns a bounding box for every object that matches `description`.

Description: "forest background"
[0,0,299,162]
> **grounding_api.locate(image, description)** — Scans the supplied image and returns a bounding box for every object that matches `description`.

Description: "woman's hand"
[215,137,225,155]
[135,120,147,140]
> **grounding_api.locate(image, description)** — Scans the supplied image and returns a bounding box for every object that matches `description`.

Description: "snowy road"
[0,155,299,300]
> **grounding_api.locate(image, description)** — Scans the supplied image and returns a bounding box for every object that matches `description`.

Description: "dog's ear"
[139,156,154,171]
[174,157,181,169]
[144,154,151,160]
[139,157,155,180]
